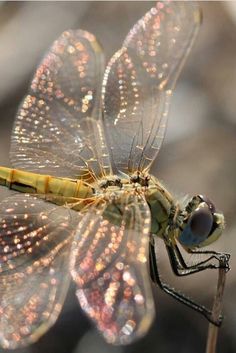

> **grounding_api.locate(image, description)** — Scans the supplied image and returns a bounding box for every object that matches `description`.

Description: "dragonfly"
[0,1,230,349]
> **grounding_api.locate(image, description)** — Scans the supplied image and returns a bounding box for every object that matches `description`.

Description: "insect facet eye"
[189,206,213,238]
[178,206,214,247]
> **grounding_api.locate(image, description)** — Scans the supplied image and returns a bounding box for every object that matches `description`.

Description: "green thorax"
[98,175,175,237]
[144,177,174,236]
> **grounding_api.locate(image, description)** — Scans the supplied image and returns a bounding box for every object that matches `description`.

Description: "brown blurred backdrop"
[0,2,235,353]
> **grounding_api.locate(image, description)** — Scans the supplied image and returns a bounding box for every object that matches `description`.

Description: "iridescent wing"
[102,1,201,174]
[10,30,110,182]
[0,191,80,349]
[70,193,155,345]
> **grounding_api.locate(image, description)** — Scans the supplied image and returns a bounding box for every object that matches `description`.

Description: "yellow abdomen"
[0,166,94,210]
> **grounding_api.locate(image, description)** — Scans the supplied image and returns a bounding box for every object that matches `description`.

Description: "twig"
[205,261,228,353]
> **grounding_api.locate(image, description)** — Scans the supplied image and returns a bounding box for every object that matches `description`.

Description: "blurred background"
[0,1,235,353]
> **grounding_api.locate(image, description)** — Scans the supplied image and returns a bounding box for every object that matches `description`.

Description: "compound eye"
[189,207,213,238]
[198,195,216,214]
[179,206,214,247]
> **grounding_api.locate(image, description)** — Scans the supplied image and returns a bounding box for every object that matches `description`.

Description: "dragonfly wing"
[102,2,201,174]
[70,193,155,345]
[0,192,80,349]
[10,30,111,182]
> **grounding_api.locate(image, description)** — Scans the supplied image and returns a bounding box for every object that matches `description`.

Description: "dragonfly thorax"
[98,177,123,190]
[130,172,150,187]
[98,172,151,192]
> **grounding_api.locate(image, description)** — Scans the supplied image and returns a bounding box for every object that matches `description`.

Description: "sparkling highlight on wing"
[70,193,155,345]
[10,30,110,181]
[102,1,201,174]
[0,192,80,349]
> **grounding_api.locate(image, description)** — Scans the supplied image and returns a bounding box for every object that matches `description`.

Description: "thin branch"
[205,260,228,353]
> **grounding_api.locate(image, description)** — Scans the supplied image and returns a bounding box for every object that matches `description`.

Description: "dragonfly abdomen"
[0,167,94,206]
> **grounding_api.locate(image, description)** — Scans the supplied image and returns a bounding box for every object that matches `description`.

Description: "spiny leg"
[149,241,222,326]
[165,242,230,276]
[187,248,230,262]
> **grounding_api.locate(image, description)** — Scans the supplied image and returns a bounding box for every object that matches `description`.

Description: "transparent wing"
[102,1,201,174]
[70,193,155,345]
[10,30,110,182]
[0,191,80,349]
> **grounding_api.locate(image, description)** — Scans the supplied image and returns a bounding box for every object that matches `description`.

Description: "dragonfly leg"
[187,248,230,264]
[149,241,222,326]
[165,242,230,276]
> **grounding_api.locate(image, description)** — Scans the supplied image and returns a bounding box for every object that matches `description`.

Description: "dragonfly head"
[178,195,225,249]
